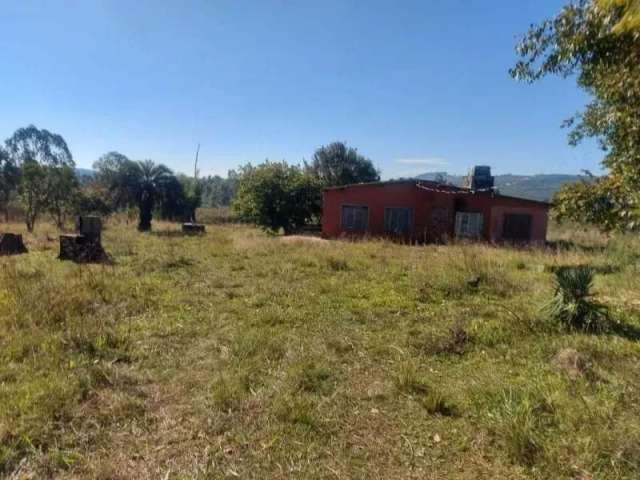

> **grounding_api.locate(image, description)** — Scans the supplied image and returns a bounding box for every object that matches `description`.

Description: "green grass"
[1,219,639,478]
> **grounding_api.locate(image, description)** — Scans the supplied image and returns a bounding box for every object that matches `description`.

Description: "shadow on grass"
[544,263,621,275]
[149,230,188,238]
[606,320,640,342]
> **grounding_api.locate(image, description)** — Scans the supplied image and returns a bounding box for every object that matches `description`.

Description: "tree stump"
[77,216,102,242]
[0,233,28,256]
[59,234,109,263]
[182,223,206,234]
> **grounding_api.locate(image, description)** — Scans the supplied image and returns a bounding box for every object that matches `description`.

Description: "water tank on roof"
[465,165,494,191]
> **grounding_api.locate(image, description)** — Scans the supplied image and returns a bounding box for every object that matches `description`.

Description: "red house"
[322,178,550,245]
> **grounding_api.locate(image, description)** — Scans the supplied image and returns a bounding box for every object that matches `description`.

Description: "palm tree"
[131,160,173,231]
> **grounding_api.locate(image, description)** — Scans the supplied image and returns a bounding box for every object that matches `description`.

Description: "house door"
[502,213,532,242]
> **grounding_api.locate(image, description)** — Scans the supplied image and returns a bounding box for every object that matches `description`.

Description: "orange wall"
[322,183,456,242]
[322,183,549,243]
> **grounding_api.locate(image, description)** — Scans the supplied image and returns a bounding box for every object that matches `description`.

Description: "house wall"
[489,204,549,244]
[322,183,457,242]
[322,183,549,243]
[450,192,549,243]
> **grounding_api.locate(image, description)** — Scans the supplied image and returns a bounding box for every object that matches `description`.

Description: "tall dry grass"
[0,220,639,478]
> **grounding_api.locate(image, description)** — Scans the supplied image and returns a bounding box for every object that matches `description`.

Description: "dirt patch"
[551,348,591,379]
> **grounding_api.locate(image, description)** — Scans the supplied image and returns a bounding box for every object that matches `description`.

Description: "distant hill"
[415,172,586,202]
[75,168,95,178]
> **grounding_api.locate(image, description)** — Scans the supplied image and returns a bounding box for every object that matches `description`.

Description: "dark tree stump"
[77,216,102,242]
[0,233,28,256]
[182,223,206,234]
[59,234,109,263]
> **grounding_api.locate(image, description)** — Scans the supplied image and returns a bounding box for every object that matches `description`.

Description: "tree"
[0,148,20,222]
[93,151,139,210]
[176,174,202,222]
[156,174,201,222]
[5,125,75,231]
[511,0,640,231]
[232,161,322,234]
[74,183,113,218]
[201,171,239,207]
[94,154,174,231]
[306,142,380,187]
[47,165,80,229]
[599,0,640,32]
[125,160,174,231]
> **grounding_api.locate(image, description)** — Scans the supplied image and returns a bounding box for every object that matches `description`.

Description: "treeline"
[0,125,203,231]
[231,141,380,233]
[0,126,380,233]
[200,172,239,208]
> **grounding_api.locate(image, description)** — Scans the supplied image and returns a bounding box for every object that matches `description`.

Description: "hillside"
[1,220,639,478]
[75,167,95,178]
[416,172,585,202]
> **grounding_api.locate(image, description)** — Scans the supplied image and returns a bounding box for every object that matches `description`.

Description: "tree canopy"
[200,171,239,208]
[599,0,640,32]
[4,125,76,231]
[93,153,177,231]
[512,0,640,231]
[0,148,20,222]
[233,162,321,234]
[306,142,380,187]
[5,125,74,168]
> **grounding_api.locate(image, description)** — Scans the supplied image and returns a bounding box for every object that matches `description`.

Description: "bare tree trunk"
[26,214,35,233]
[25,199,38,233]
[1,192,10,223]
[138,196,153,232]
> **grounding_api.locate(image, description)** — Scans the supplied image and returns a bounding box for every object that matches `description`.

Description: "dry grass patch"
[0,221,639,478]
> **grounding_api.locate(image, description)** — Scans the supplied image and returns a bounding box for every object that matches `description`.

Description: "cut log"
[0,233,28,256]
[59,234,109,263]
[182,223,206,234]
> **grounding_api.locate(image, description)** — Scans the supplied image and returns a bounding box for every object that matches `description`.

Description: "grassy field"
[1,219,639,479]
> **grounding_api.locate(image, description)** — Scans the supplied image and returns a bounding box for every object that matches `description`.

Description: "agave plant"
[547,266,608,331]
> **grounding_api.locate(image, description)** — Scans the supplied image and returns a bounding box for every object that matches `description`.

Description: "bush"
[547,266,608,331]
[232,161,321,234]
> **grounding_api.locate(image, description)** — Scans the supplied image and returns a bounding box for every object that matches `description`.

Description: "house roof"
[323,179,551,207]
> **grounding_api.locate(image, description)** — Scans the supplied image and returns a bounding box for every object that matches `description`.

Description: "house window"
[341,205,369,231]
[455,212,484,239]
[385,207,413,235]
[502,213,532,242]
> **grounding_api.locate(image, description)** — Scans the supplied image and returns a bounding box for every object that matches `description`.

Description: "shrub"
[232,161,321,234]
[547,266,608,331]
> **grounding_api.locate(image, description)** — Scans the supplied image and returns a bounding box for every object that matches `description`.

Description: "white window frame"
[455,211,484,239]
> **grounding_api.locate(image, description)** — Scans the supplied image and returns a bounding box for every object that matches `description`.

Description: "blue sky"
[0,0,602,178]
